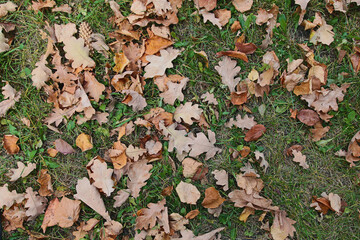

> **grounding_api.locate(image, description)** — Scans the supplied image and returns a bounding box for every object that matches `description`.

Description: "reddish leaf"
[297,109,320,126]
[244,124,266,142]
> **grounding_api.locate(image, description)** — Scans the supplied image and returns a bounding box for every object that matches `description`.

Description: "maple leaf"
[174,102,203,125]
[122,90,147,111]
[24,187,48,221]
[74,178,111,221]
[212,169,229,191]
[144,47,181,78]
[182,158,203,178]
[201,187,226,209]
[6,161,36,182]
[0,184,25,209]
[0,1,17,17]
[37,169,53,197]
[225,114,257,130]
[135,198,166,230]
[215,56,241,92]
[83,72,105,102]
[88,159,115,197]
[160,122,193,156]
[127,160,153,198]
[113,189,131,208]
[189,130,222,160]
[63,36,95,69]
[0,82,21,117]
[159,77,188,105]
[232,0,253,12]
[271,211,296,240]
[175,181,200,205]
[292,150,309,169]
[199,9,222,29]
[3,134,20,155]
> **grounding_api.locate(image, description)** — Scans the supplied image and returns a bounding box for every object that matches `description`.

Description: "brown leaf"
[292,150,309,169]
[192,166,209,181]
[201,187,226,209]
[270,211,296,240]
[24,187,48,221]
[231,21,241,32]
[216,50,248,62]
[37,169,53,197]
[285,145,303,156]
[52,4,72,13]
[160,122,193,157]
[215,56,241,92]
[101,220,123,240]
[235,42,257,55]
[199,9,222,29]
[127,160,153,198]
[135,199,166,230]
[239,207,255,222]
[72,218,99,240]
[113,189,130,208]
[226,114,257,130]
[159,77,188,105]
[198,0,217,11]
[83,72,105,102]
[0,82,21,117]
[74,178,111,221]
[182,158,203,178]
[6,162,36,182]
[3,135,20,154]
[232,0,253,12]
[310,122,330,141]
[76,133,93,152]
[174,102,202,125]
[214,9,231,26]
[229,189,279,211]
[297,109,320,126]
[54,139,75,155]
[145,35,173,55]
[0,2,17,17]
[2,205,26,231]
[176,181,200,205]
[212,170,229,191]
[87,159,115,197]
[189,130,222,160]
[201,92,218,105]
[244,124,266,142]
[0,184,25,209]
[122,90,147,112]
[185,209,200,219]
[236,173,264,195]
[230,91,248,105]
[161,185,173,196]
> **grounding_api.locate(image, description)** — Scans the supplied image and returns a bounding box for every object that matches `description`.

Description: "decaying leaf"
[6,162,36,182]
[24,187,48,221]
[201,187,226,209]
[37,169,54,197]
[135,198,166,230]
[3,135,20,155]
[176,181,200,205]
[0,184,25,209]
[270,211,296,240]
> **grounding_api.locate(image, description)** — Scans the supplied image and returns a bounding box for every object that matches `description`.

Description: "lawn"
[1,0,360,239]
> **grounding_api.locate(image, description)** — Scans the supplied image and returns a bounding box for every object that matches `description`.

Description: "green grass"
[1,0,360,239]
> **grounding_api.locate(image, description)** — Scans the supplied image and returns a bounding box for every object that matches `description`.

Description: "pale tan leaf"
[214,9,231,26]
[122,90,147,112]
[226,114,257,130]
[125,144,147,161]
[212,169,229,191]
[0,27,9,53]
[175,181,200,205]
[74,177,111,221]
[63,37,95,68]
[159,77,188,105]
[88,159,115,197]
[113,189,131,208]
[0,82,20,117]
[30,0,55,12]
[232,0,253,12]
[174,102,203,125]
[229,189,279,211]
[215,56,241,92]
[145,140,162,155]
[2,205,26,231]
[310,18,334,46]
[144,47,181,78]
[84,72,105,102]
[173,227,224,240]
[0,1,17,17]
[270,211,296,240]
[135,199,166,230]
[199,9,222,29]
[201,92,218,105]
[236,173,264,195]
[31,61,52,90]
[255,151,269,172]
[0,184,25,209]
[189,130,222,160]
[24,187,48,221]
[295,0,310,9]
[182,158,203,178]
[6,161,36,182]
[54,23,77,43]
[127,160,153,198]
[328,193,341,213]
[52,4,72,13]
[160,122,193,156]
[292,150,309,169]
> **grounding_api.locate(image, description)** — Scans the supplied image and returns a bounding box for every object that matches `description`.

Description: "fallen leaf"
[231,21,241,32]
[113,189,131,208]
[24,187,48,221]
[63,37,95,69]
[3,135,20,155]
[54,139,75,155]
[216,50,248,62]
[212,169,229,191]
[229,189,279,211]
[189,130,222,160]
[236,173,264,195]
[127,160,153,198]
[199,9,222,29]
[122,90,147,111]
[310,122,330,141]
[72,218,99,240]
[182,158,203,178]
[76,133,93,152]
[0,1,17,17]
[113,52,130,73]
[214,9,231,26]
[135,198,166,230]
[292,150,309,169]
[215,56,241,92]
[270,211,296,240]
[52,4,72,13]
[198,0,217,11]
[239,207,255,222]
[173,227,224,240]
[74,178,111,221]
[2,205,26,231]
[0,184,25,209]
[159,77,188,105]
[6,162,36,182]
[174,102,203,125]
[176,181,200,205]
[30,0,55,12]
[145,35,173,55]
[87,159,115,197]
[286,145,303,156]
[161,186,173,196]
[226,114,257,130]
[244,124,266,142]
[185,209,200,219]
[201,187,226,209]
[201,92,218,105]
[37,169,53,197]
[144,47,181,78]
[101,220,123,239]
[83,72,105,102]
[0,82,21,117]
[160,122,193,157]
[232,0,253,12]
[310,17,335,46]
[297,109,320,126]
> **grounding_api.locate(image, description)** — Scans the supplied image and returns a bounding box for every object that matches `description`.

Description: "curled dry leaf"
[345,131,360,167]
[176,181,200,205]
[185,209,200,219]
[6,162,36,182]
[3,135,20,155]
[74,178,111,221]
[216,50,248,62]
[37,169,53,197]
[75,133,93,152]
[201,187,226,209]
[286,145,303,156]
[244,124,266,142]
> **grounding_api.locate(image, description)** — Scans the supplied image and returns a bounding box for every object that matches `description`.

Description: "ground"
[1,0,360,239]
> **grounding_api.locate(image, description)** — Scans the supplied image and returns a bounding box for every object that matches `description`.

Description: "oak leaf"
[232,0,253,12]
[201,92,218,105]
[0,82,21,117]
[0,184,25,209]
[295,0,310,9]
[214,9,231,26]
[127,160,153,198]
[37,169,53,197]
[88,159,115,197]
[215,56,241,92]
[297,109,320,126]
[145,35,173,55]
[74,178,111,221]
[83,72,105,102]
[189,130,222,160]
[0,1,17,17]
[173,227,224,240]
[31,0,55,12]
[135,199,166,230]
[270,211,296,240]
[6,162,36,182]
[113,52,129,73]
[122,90,147,111]
[292,150,309,169]
[63,37,95,69]
[2,205,26,231]
[310,17,334,46]
[199,9,222,29]
[198,0,217,11]
[113,189,131,208]
[3,134,20,154]
[236,173,264,195]
[72,218,99,240]
[160,122,193,156]
[0,27,9,53]
[212,169,229,191]
[201,187,226,209]
[159,77,188,105]
[174,102,203,125]
[24,187,48,221]
[144,47,181,78]
[229,189,279,211]
[310,122,330,141]
[226,114,257,130]
[126,144,147,161]
[175,181,200,205]
[52,4,72,13]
